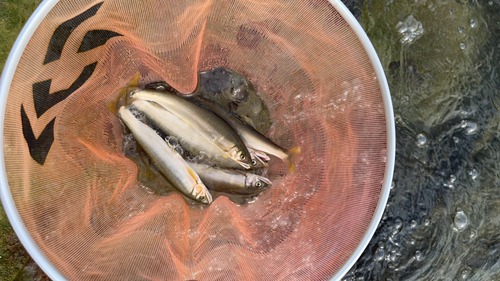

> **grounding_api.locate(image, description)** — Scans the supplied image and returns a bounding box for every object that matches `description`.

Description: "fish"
[191,96,301,174]
[248,147,269,168]
[131,99,251,170]
[130,88,253,170]
[187,162,272,195]
[118,106,212,204]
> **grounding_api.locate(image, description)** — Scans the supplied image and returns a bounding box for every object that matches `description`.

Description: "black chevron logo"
[43,2,104,64]
[32,62,97,118]
[24,1,125,165]
[21,105,56,165]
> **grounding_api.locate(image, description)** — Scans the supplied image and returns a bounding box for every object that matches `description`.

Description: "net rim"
[0,0,395,280]
[327,1,394,280]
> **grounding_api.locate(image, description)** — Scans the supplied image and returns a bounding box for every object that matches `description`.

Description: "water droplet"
[460,42,466,49]
[424,218,430,226]
[469,169,478,180]
[416,133,428,146]
[449,9,453,14]
[453,136,459,143]
[462,269,469,279]
[410,220,418,228]
[470,19,477,28]
[390,181,396,190]
[458,26,464,33]
[489,0,493,5]
[409,238,416,245]
[377,241,385,249]
[374,247,385,261]
[415,250,423,261]
[453,208,468,231]
[469,229,477,239]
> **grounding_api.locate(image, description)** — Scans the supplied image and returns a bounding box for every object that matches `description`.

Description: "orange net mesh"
[4,0,387,279]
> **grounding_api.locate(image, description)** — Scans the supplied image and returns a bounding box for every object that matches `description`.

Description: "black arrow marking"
[21,105,56,165]
[77,29,122,53]
[33,61,97,118]
[43,2,104,65]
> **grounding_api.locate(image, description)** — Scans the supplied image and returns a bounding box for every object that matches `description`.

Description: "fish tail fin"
[285,146,302,175]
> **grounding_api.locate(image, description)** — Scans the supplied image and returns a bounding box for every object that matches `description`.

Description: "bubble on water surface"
[453,208,468,231]
[461,269,469,279]
[374,247,385,261]
[458,26,464,33]
[460,42,466,49]
[461,120,478,134]
[453,136,459,143]
[393,218,403,235]
[450,174,457,183]
[410,220,418,228]
[416,133,428,146]
[424,218,430,226]
[468,169,478,180]
[390,181,396,190]
[470,19,477,28]
[415,250,423,261]
[489,0,493,5]
[396,15,424,44]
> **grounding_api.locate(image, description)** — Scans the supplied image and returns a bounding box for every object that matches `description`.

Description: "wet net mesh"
[4,0,387,280]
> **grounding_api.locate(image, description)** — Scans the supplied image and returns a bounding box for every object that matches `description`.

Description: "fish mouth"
[257,176,272,186]
[238,162,251,169]
[253,151,271,162]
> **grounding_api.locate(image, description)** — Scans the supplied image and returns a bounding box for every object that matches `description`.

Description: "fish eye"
[199,196,205,201]
[240,154,246,160]
[256,182,262,187]
[252,160,257,165]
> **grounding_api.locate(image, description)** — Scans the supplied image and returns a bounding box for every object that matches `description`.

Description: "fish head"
[192,183,213,204]
[249,149,269,169]
[250,156,267,169]
[228,146,251,169]
[245,174,272,192]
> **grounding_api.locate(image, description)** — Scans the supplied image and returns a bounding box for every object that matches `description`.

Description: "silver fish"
[248,147,269,168]
[130,88,252,170]
[131,99,248,170]
[191,97,301,174]
[118,106,212,204]
[188,162,272,195]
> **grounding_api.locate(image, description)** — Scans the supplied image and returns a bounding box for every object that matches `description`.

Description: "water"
[343,0,500,280]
